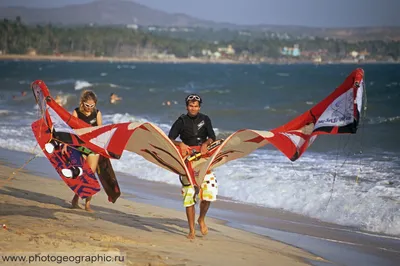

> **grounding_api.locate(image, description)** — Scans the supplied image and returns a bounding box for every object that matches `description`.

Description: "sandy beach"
[0,163,321,266]
[0,146,399,266]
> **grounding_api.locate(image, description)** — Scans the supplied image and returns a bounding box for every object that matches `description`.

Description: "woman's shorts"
[76,146,97,156]
[181,172,218,207]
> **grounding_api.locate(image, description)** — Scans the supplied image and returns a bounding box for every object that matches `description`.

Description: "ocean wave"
[367,116,400,125]
[263,105,277,111]
[110,149,400,236]
[55,93,76,107]
[74,80,93,90]
[102,113,148,124]
[214,153,400,236]
[276,72,290,77]
[0,126,42,155]
[117,65,136,70]
[0,109,12,116]
[47,79,76,86]
[0,121,399,236]
[385,82,399,88]
[215,129,234,139]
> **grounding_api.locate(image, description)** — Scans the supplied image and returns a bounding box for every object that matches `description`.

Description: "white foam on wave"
[55,94,71,106]
[264,105,277,111]
[102,113,148,124]
[385,82,399,88]
[47,79,76,86]
[0,126,43,155]
[74,80,93,90]
[0,109,11,116]
[214,151,400,236]
[277,72,290,77]
[215,89,231,94]
[1,111,399,236]
[107,83,130,90]
[102,113,173,136]
[367,116,400,125]
[176,82,226,94]
[117,65,136,70]
[110,146,400,236]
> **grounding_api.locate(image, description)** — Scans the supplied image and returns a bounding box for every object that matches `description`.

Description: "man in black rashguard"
[168,94,218,239]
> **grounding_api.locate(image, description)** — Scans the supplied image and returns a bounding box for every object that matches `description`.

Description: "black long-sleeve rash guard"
[168,113,216,146]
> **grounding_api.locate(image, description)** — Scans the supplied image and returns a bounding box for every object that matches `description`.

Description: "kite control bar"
[186,139,224,162]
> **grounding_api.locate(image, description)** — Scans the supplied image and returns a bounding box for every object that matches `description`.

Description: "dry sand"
[0,164,323,266]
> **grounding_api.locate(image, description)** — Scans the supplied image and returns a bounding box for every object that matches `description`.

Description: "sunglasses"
[186,95,201,102]
[83,102,95,108]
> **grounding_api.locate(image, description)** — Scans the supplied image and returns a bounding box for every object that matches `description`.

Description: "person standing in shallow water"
[62,90,102,212]
[109,93,122,104]
[168,94,218,239]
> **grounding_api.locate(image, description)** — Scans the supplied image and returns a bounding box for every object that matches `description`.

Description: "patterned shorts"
[181,172,218,207]
[76,146,96,156]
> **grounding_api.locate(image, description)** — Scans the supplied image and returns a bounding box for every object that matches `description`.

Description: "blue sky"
[134,0,400,27]
[1,0,399,27]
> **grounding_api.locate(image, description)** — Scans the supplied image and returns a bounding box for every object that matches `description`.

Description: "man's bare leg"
[71,194,80,208]
[186,205,196,239]
[198,200,210,235]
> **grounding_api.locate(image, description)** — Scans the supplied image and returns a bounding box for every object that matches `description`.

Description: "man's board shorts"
[180,172,218,207]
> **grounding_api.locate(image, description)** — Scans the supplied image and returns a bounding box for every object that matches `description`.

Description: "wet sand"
[1,148,399,266]
[0,163,319,266]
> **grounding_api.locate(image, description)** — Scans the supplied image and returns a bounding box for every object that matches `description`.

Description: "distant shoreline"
[0,54,242,64]
[0,54,397,65]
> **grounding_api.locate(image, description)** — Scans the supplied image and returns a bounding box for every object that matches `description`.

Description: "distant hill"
[0,0,229,28]
[0,0,399,40]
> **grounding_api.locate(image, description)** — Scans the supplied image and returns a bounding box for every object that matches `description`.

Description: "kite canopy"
[31,68,365,185]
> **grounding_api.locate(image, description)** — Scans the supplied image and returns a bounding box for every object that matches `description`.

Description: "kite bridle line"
[327,79,367,205]
[0,143,44,188]
[282,78,367,252]
[0,93,50,188]
[355,78,368,184]
[1,96,78,188]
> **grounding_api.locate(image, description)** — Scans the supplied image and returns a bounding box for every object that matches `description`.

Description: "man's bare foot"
[198,219,208,235]
[187,231,196,239]
[71,197,81,209]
